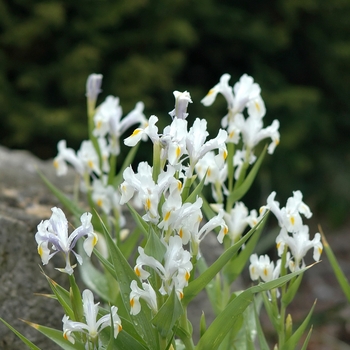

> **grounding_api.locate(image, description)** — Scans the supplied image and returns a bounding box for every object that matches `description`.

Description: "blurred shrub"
[1,0,349,225]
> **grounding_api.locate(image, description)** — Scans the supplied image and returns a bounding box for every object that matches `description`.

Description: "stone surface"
[0,146,75,349]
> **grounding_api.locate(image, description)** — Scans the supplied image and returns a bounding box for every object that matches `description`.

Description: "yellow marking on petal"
[318,247,323,255]
[63,332,69,340]
[290,216,295,226]
[185,271,190,281]
[131,128,142,137]
[223,149,228,160]
[176,146,181,158]
[276,242,281,249]
[118,324,122,332]
[179,229,183,238]
[145,198,151,211]
[263,268,268,276]
[88,160,94,169]
[38,245,43,257]
[223,225,228,236]
[207,168,211,177]
[275,139,280,145]
[179,291,184,299]
[251,266,255,274]
[135,267,141,277]
[164,211,171,222]
[96,120,102,129]
[93,235,98,246]
[130,298,135,308]
[229,131,235,139]
[207,88,215,96]
[177,180,182,191]
[53,159,59,169]
[255,101,261,113]
[97,199,103,207]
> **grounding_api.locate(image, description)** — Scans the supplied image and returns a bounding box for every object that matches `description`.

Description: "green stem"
[108,153,117,186]
[178,309,195,350]
[152,141,161,182]
[227,142,235,193]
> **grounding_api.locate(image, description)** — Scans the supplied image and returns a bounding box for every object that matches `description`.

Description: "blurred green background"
[1,0,349,226]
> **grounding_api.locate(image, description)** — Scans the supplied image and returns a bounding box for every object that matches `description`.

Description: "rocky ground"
[0,145,349,349]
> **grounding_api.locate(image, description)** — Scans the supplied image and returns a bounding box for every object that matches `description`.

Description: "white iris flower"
[63,289,122,346]
[134,236,193,300]
[35,207,97,275]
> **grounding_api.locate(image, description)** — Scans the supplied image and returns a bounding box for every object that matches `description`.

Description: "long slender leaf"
[37,169,83,219]
[321,228,350,303]
[0,318,41,350]
[223,213,268,284]
[185,173,207,204]
[78,240,118,304]
[24,321,85,350]
[300,326,313,350]
[253,297,270,350]
[96,213,158,349]
[283,300,316,350]
[282,274,303,307]
[126,203,149,236]
[120,226,143,259]
[41,271,74,320]
[152,288,183,338]
[195,266,309,350]
[226,145,267,209]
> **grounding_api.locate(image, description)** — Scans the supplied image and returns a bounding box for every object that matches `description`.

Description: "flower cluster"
[201,73,280,157]
[249,190,323,286]
[25,72,324,350]
[130,235,192,315]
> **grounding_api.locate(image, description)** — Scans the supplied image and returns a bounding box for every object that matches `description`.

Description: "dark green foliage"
[1,0,349,224]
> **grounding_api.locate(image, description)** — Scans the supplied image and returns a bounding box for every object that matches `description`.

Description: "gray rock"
[0,146,75,350]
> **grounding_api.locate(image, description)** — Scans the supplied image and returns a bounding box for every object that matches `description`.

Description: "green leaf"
[253,297,270,350]
[126,203,149,236]
[321,229,350,303]
[37,169,83,219]
[78,240,118,304]
[120,226,143,260]
[96,213,159,349]
[68,274,84,322]
[226,145,267,209]
[195,266,309,350]
[300,326,313,350]
[283,300,316,350]
[181,175,197,201]
[111,328,149,350]
[152,288,183,338]
[223,213,268,284]
[0,318,41,350]
[183,213,268,306]
[200,312,207,338]
[41,271,74,320]
[185,172,206,204]
[25,321,85,350]
[282,274,303,307]
[144,226,166,262]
